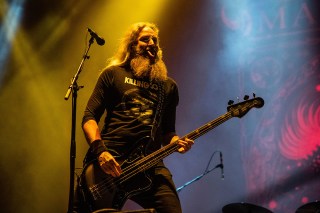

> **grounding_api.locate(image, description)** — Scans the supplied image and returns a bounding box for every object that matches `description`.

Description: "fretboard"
[126,111,233,174]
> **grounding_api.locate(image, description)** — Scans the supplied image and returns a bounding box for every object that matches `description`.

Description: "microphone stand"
[176,150,224,193]
[65,36,94,213]
[176,163,222,193]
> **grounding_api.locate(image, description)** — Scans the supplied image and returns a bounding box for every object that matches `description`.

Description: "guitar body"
[80,139,154,211]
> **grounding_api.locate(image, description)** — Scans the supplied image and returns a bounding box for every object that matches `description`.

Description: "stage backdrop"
[0,0,319,213]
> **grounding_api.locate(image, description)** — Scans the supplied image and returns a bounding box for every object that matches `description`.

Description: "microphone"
[220,151,224,180]
[87,28,105,46]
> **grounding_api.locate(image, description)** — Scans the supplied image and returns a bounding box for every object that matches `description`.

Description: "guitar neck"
[120,96,264,184]
[181,111,233,141]
[134,111,233,172]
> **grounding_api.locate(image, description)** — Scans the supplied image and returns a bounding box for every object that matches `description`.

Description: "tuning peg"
[244,95,249,100]
[228,100,234,105]
[253,93,256,98]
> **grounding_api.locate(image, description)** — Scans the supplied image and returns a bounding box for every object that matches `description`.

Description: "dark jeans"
[130,174,182,213]
[73,167,182,213]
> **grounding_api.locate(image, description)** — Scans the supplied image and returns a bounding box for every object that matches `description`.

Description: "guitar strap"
[150,81,165,141]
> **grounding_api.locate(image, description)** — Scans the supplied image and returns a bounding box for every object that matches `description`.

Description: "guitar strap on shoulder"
[150,81,165,141]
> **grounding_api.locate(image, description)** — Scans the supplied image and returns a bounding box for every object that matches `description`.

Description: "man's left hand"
[171,136,194,153]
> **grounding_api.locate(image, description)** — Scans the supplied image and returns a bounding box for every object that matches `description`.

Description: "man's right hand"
[98,151,122,177]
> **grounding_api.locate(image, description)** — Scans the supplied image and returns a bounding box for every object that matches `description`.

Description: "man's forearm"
[82,119,102,144]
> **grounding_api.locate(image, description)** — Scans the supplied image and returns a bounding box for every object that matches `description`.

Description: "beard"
[130,54,168,81]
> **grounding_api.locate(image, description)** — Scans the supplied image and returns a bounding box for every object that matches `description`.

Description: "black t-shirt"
[83,65,179,157]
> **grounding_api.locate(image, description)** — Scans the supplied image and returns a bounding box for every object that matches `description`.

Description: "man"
[74,22,194,213]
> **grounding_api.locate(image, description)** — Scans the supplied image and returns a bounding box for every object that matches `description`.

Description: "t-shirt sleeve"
[82,68,113,126]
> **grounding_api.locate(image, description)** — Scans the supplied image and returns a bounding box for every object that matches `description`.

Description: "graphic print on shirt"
[121,88,158,125]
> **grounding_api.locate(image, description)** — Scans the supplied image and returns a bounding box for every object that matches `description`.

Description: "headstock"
[227,94,264,118]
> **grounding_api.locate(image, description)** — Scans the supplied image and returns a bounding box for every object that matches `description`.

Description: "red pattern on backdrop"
[246,54,320,212]
[220,1,320,211]
[279,100,320,160]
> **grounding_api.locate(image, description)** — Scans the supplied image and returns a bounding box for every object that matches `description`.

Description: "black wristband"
[90,139,108,157]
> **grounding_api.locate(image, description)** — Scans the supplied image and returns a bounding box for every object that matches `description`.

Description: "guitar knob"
[228,100,234,105]
[244,95,249,100]
[253,93,256,98]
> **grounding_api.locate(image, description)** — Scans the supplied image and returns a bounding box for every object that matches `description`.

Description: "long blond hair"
[106,22,163,68]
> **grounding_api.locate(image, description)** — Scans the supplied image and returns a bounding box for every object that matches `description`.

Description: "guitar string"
[90,143,180,198]
[110,99,260,184]
[90,112,233,196]
[90,102,258,196]
[91,105,250,196]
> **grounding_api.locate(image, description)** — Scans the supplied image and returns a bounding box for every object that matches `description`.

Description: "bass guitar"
[80,96,264,211]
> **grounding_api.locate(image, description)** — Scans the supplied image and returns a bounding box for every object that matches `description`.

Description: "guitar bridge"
[89,184,103,200]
